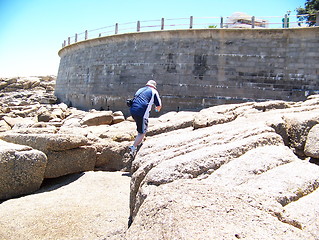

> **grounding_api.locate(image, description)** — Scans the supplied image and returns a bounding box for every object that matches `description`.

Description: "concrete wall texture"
[55,27,319,115]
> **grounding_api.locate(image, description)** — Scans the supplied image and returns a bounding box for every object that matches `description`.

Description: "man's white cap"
[146,80,157,89]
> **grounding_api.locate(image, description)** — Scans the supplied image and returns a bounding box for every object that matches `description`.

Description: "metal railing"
[62,13,319,48]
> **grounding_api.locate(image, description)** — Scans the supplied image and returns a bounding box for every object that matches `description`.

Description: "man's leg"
[133,133,146,148]
[130,133,145,157]
[135,117,148,147]
[130,116,147,156]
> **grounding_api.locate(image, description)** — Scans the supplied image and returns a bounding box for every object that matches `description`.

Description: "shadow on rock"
[309,157,319,166]
[37,173,85,193]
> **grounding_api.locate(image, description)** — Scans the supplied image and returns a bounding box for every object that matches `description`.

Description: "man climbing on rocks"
[129,80,162,156]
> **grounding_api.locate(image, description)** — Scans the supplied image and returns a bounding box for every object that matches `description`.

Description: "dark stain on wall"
[166,53,177,73]
[193,54,208,80]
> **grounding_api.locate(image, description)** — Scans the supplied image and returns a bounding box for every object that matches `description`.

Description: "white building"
[226,12,268,28]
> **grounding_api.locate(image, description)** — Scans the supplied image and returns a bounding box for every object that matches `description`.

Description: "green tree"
[296,0,319,26]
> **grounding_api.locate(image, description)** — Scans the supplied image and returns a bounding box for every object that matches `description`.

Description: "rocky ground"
[0,171,130,240]
[127,98,319,240]
[0,76,132,239]
[0,76,319,239]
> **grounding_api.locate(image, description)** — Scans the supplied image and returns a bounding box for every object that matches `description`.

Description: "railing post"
[161,18,164,30]
[251,16,255,28]
[137,21,140,32]
[283,14,288,28]
[190,16,193,29]
[85,30,88,40]
[75,33,78,43]
[68,37,70,45]
[115,23,118,34]
[220,17,224,28]
[316,12,319,26]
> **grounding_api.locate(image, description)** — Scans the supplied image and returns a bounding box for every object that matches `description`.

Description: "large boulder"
[0,133,89,151]
[304,124,319,158]
[129,118,284,219]
[100,122,136,142]
[283,110,319,157]
[0,139,47,200]
[0,133,96,178]
[94,140,131,171]
[128,98,319,239]
[44,146,97,178]
[81,111,113,126]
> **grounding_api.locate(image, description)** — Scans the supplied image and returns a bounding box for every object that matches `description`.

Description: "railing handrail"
[62,13,319,48]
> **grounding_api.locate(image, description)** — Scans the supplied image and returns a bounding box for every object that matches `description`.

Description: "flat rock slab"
[81,111,113,126]
[44,146,97,178]
[0,133,89,152]
[126,180,314,240]
[0,171,130,240]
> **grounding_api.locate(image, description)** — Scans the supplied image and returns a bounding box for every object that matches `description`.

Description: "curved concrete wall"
[56,27,319,115]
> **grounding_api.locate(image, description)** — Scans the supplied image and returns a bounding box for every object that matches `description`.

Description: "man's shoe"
[129,146,137,157]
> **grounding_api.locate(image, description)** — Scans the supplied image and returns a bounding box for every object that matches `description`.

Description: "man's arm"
[154,91,162,112]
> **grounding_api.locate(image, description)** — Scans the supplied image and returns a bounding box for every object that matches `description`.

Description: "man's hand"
[155,106,162,112]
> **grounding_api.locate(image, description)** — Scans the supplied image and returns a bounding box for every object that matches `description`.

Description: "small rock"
[81,111,113,126]
[112,115,125,124]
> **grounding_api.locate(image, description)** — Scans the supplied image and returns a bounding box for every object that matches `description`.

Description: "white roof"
[228,12,264,23]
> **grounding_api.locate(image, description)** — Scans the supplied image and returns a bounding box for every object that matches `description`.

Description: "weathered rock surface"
[0,133,89,151]
[127,95,319,240]
[1,76,319,239]
[0,120,10,132]
[81,110,114,126]
[305,124,319,158]
[126,180,315,240]
[0,139,47,200]
[0,171,130,240]
[0,76,126,132]
[0,76,132,181]
[94,140,132,171]
[44,146,97,178]
[0,133,96,178]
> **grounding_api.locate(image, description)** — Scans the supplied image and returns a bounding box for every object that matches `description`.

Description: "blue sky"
[0,0,306,77]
